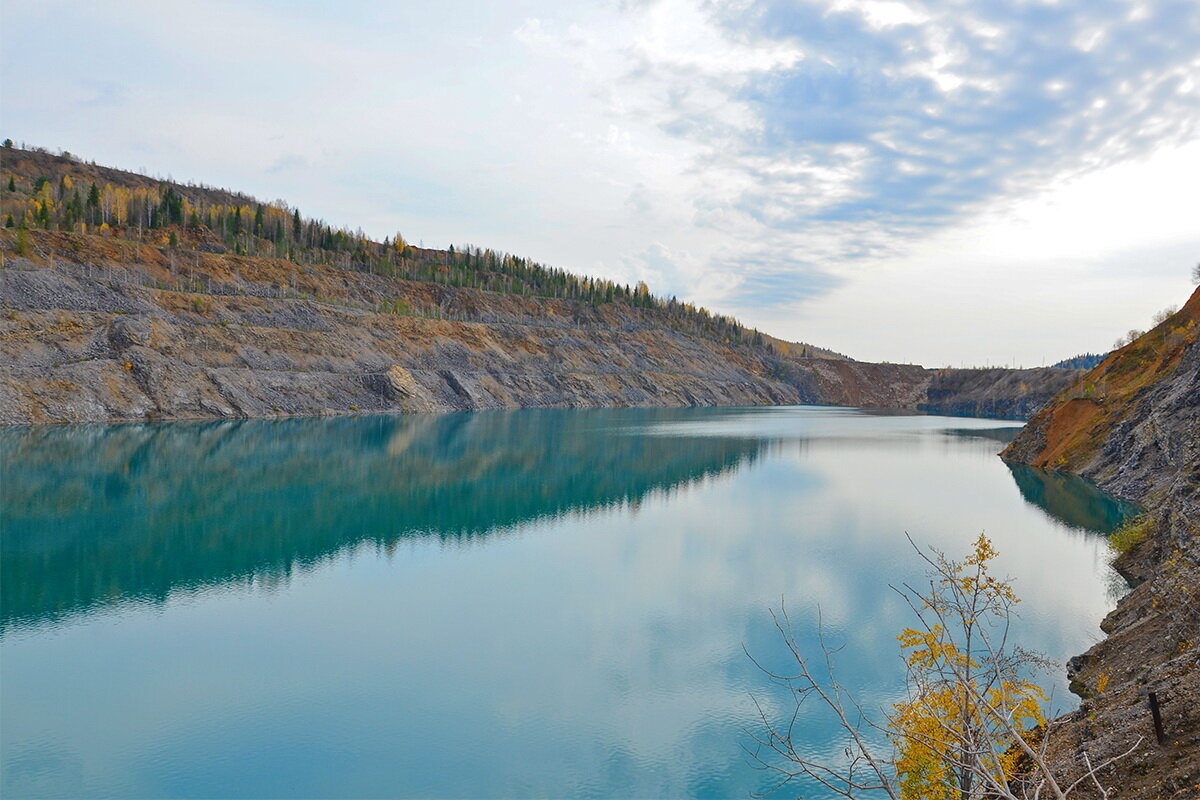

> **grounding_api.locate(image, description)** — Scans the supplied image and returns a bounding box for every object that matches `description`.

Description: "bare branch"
[748,534,1137,800]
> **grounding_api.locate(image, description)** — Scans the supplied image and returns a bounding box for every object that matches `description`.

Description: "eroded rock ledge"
[0,231,1080,425]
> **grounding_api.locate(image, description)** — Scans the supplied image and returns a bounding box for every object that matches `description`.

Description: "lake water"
[0,406,1137,799]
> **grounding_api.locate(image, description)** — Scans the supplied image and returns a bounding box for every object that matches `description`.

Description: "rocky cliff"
[0,229,1085,425]
[1002,286,1200,799]
[920,366,1082,420]
[0,231,805,423]
[0,148,1083,425]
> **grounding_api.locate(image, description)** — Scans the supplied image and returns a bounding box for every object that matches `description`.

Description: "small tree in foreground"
[748,535,1137,799]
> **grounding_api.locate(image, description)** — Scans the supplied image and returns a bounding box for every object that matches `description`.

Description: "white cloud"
[772,140,1200,365]
[829,0,930,30]
[3,0,1198,364]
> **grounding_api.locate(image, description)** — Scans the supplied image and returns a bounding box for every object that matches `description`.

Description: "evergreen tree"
[158,186,184,226]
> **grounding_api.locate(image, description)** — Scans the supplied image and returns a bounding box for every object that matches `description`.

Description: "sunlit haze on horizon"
[3,0,1197,366]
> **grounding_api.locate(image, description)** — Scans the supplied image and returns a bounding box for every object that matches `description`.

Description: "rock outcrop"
[0,231,827,424]
[1002,286,1200,799]
[0,230,1083,425]
[920,366,1082,420]
[0,236,1075,425]
[0,149,1087,424]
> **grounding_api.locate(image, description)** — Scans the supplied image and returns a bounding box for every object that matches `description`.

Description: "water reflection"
[1007,463,1139,534]
[0,408,1139,799]
[943,426,1021,445]
[1,410,764,630]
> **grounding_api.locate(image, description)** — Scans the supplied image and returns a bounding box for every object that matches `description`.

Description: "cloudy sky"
[3,0,1198,365]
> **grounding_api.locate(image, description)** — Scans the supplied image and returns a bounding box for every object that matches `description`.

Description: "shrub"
[378,298,410,315]
[1109,516,1153,554]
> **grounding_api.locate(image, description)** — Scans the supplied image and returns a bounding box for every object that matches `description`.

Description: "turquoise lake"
[0,406,1137,799]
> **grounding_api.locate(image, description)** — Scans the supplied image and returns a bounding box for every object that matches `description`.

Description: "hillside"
[760,332,850,361]
[1,146,1080,424]
[1,146,762,347]
[1002,286,1200,799]
[920,366,1083,419]
[0,229,812,422]
[1003,287,1199,504]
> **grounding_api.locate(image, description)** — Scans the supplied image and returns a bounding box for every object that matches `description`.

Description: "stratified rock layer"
[0,235,805,423]
[0,230,1078,425]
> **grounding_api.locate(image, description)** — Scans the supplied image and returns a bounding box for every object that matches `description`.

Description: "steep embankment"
[0,231,811,423]
[0,148,1080,424]
[1002,287,1200,799]
[920,366,1082,420]
[0,229,1083,425]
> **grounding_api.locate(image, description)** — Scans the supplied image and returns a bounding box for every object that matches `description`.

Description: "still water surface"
[1,406,1136,798]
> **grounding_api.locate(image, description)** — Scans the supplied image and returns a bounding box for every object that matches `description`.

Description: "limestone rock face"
[1,232,1081,425]
[0,248,813,424]
[375,365,439,414]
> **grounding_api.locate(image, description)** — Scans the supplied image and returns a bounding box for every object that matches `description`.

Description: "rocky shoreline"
[1002,286,1199,799]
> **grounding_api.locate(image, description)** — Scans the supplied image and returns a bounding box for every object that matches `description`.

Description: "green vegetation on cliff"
[1051,353,1106,370]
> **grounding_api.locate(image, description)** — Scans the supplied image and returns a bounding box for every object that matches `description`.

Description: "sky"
[2,0,1198,366]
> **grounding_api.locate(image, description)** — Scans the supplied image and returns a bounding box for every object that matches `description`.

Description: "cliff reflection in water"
[1,409,763,630]
[1007,463,1139,534]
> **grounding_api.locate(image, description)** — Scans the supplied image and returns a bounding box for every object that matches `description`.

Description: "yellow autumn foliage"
[890,535,1047,799]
